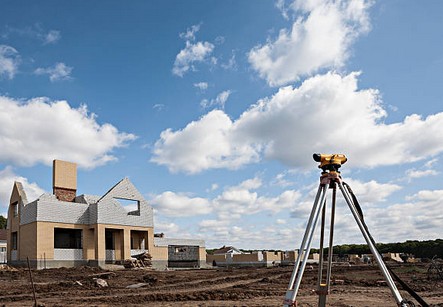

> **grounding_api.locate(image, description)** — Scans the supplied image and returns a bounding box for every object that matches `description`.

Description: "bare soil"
[0,263,442,306]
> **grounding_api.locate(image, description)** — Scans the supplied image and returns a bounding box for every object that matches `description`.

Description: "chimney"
[53,160,77,202]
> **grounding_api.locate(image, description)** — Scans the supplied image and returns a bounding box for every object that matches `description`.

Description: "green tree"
[0,215,6,229]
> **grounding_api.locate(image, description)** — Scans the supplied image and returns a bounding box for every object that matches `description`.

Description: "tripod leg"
[338,182,405,306]
[284,183,329,306]
[318,184,337,307]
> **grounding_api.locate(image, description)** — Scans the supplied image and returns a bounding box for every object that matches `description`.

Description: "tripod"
[283,154,409,307]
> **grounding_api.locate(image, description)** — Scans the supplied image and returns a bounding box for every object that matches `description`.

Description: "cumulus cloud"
[34,62,73,81]
[405,159,439,180]
[0,96,136,168]
[172,24,215,77]
[0,167,46,215]
[150,191,212,217]
[151,110,259,173]
[360,189,443,242]
[249,0,372,86]
[150,176,301,222]
[152,72,443,173]
[200,90,232,109]
[406,169,438,180]
[0,45,20,79]
[340,178,401,203]
[172,41,215,77]
[213,177,301,220]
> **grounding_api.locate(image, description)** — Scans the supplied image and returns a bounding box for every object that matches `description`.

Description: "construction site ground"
[0,263,442,306]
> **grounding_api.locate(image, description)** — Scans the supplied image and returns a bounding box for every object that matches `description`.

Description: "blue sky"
[1,0,442,250]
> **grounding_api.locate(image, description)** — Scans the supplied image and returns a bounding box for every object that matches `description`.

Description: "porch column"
[122,228,131,260]
[95,224,105,261]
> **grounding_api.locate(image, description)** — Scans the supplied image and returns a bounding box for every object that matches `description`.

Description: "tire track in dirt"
[0,270,288,306]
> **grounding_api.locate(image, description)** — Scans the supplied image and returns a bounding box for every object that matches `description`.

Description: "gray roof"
[154,237,205,248]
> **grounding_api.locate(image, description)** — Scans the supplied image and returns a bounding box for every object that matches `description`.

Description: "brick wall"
[54,187,76,202]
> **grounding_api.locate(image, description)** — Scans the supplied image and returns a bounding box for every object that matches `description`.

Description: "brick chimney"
[53,160,77,202]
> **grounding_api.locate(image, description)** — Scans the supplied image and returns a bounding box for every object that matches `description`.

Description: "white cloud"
[405,158,439,180]
[0,167,46,215]
[153,104,165,111]
[179,24,201,41]
[249,0,372,86]
[44,30,61,44]
[152,72,443,173]
[150,176,300,222]
[0,45,20,79]
[1,25,61,45]
[194,82,208,91]
[272,172,294,187]
[172,41,215,77]
[34,62,73,81]
[0,96,136,168]
[275,0,291,20]
[341,178,401,203]
[151,110,259,174]
[221,53,237,70]
[200,90,232,109]
[276,219,287,224]
[362,189,443,242]
[153,221,180,235]
[406,169,438,179]
[213,177,301,220]
[149,191,212,217]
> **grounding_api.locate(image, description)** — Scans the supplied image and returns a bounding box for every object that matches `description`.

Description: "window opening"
[54,228,82,249]
[11,201,18,217]
[11,232,17,250]
[113,198,140,215]
[105,230,115,250]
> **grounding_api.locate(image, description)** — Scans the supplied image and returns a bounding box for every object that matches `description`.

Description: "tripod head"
[313,153,347,173]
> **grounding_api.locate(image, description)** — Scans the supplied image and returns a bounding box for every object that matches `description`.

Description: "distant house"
[382,252,404,263]
[207,247,311,268]
[213,246,242,255]
[7,160,206,269]
[0,229,6,263]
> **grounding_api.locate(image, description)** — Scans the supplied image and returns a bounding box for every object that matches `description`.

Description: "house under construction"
[7,160,206,269]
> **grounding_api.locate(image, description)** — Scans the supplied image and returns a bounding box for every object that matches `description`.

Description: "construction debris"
[123,252,153,269]
[93,278,108,288]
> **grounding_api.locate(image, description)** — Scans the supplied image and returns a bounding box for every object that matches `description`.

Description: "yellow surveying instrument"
[283,154,427,307]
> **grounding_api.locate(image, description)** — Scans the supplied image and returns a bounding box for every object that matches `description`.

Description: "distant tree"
[0,215,6,229]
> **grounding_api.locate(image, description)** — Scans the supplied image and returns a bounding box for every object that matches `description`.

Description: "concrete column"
[95,224,105,261]
[122,228,131,260]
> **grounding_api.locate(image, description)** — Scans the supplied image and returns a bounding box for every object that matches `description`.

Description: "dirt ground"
[0,263,442,306]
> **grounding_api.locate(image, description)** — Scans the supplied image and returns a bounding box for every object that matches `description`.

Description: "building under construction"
[6,160,206,269]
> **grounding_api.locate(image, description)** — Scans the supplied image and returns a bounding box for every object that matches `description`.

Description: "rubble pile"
[123,252,152,269]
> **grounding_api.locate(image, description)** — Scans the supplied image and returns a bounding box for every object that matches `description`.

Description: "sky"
[0,0,442,250]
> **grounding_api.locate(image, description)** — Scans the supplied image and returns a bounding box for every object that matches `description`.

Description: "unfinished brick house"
[7,160,205,269]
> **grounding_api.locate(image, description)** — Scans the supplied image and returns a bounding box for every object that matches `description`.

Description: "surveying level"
[313,153,347,172]
[283,154,424,307]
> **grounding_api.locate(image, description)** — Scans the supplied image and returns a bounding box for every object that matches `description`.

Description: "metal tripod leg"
[284,183,329,307]
[317,184,337,307]
[338,182,406,306]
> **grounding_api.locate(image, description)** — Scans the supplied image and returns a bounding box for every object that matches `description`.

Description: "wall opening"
[114,198,140,215]
[54,228,82,249]
[11,201,18,217]
[11,232,18,250]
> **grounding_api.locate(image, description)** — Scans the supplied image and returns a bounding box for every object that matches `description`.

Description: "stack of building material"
[123,252,152,268]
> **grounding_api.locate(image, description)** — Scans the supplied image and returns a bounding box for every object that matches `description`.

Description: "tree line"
[207,239,443,260]
[314,239,443,259]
